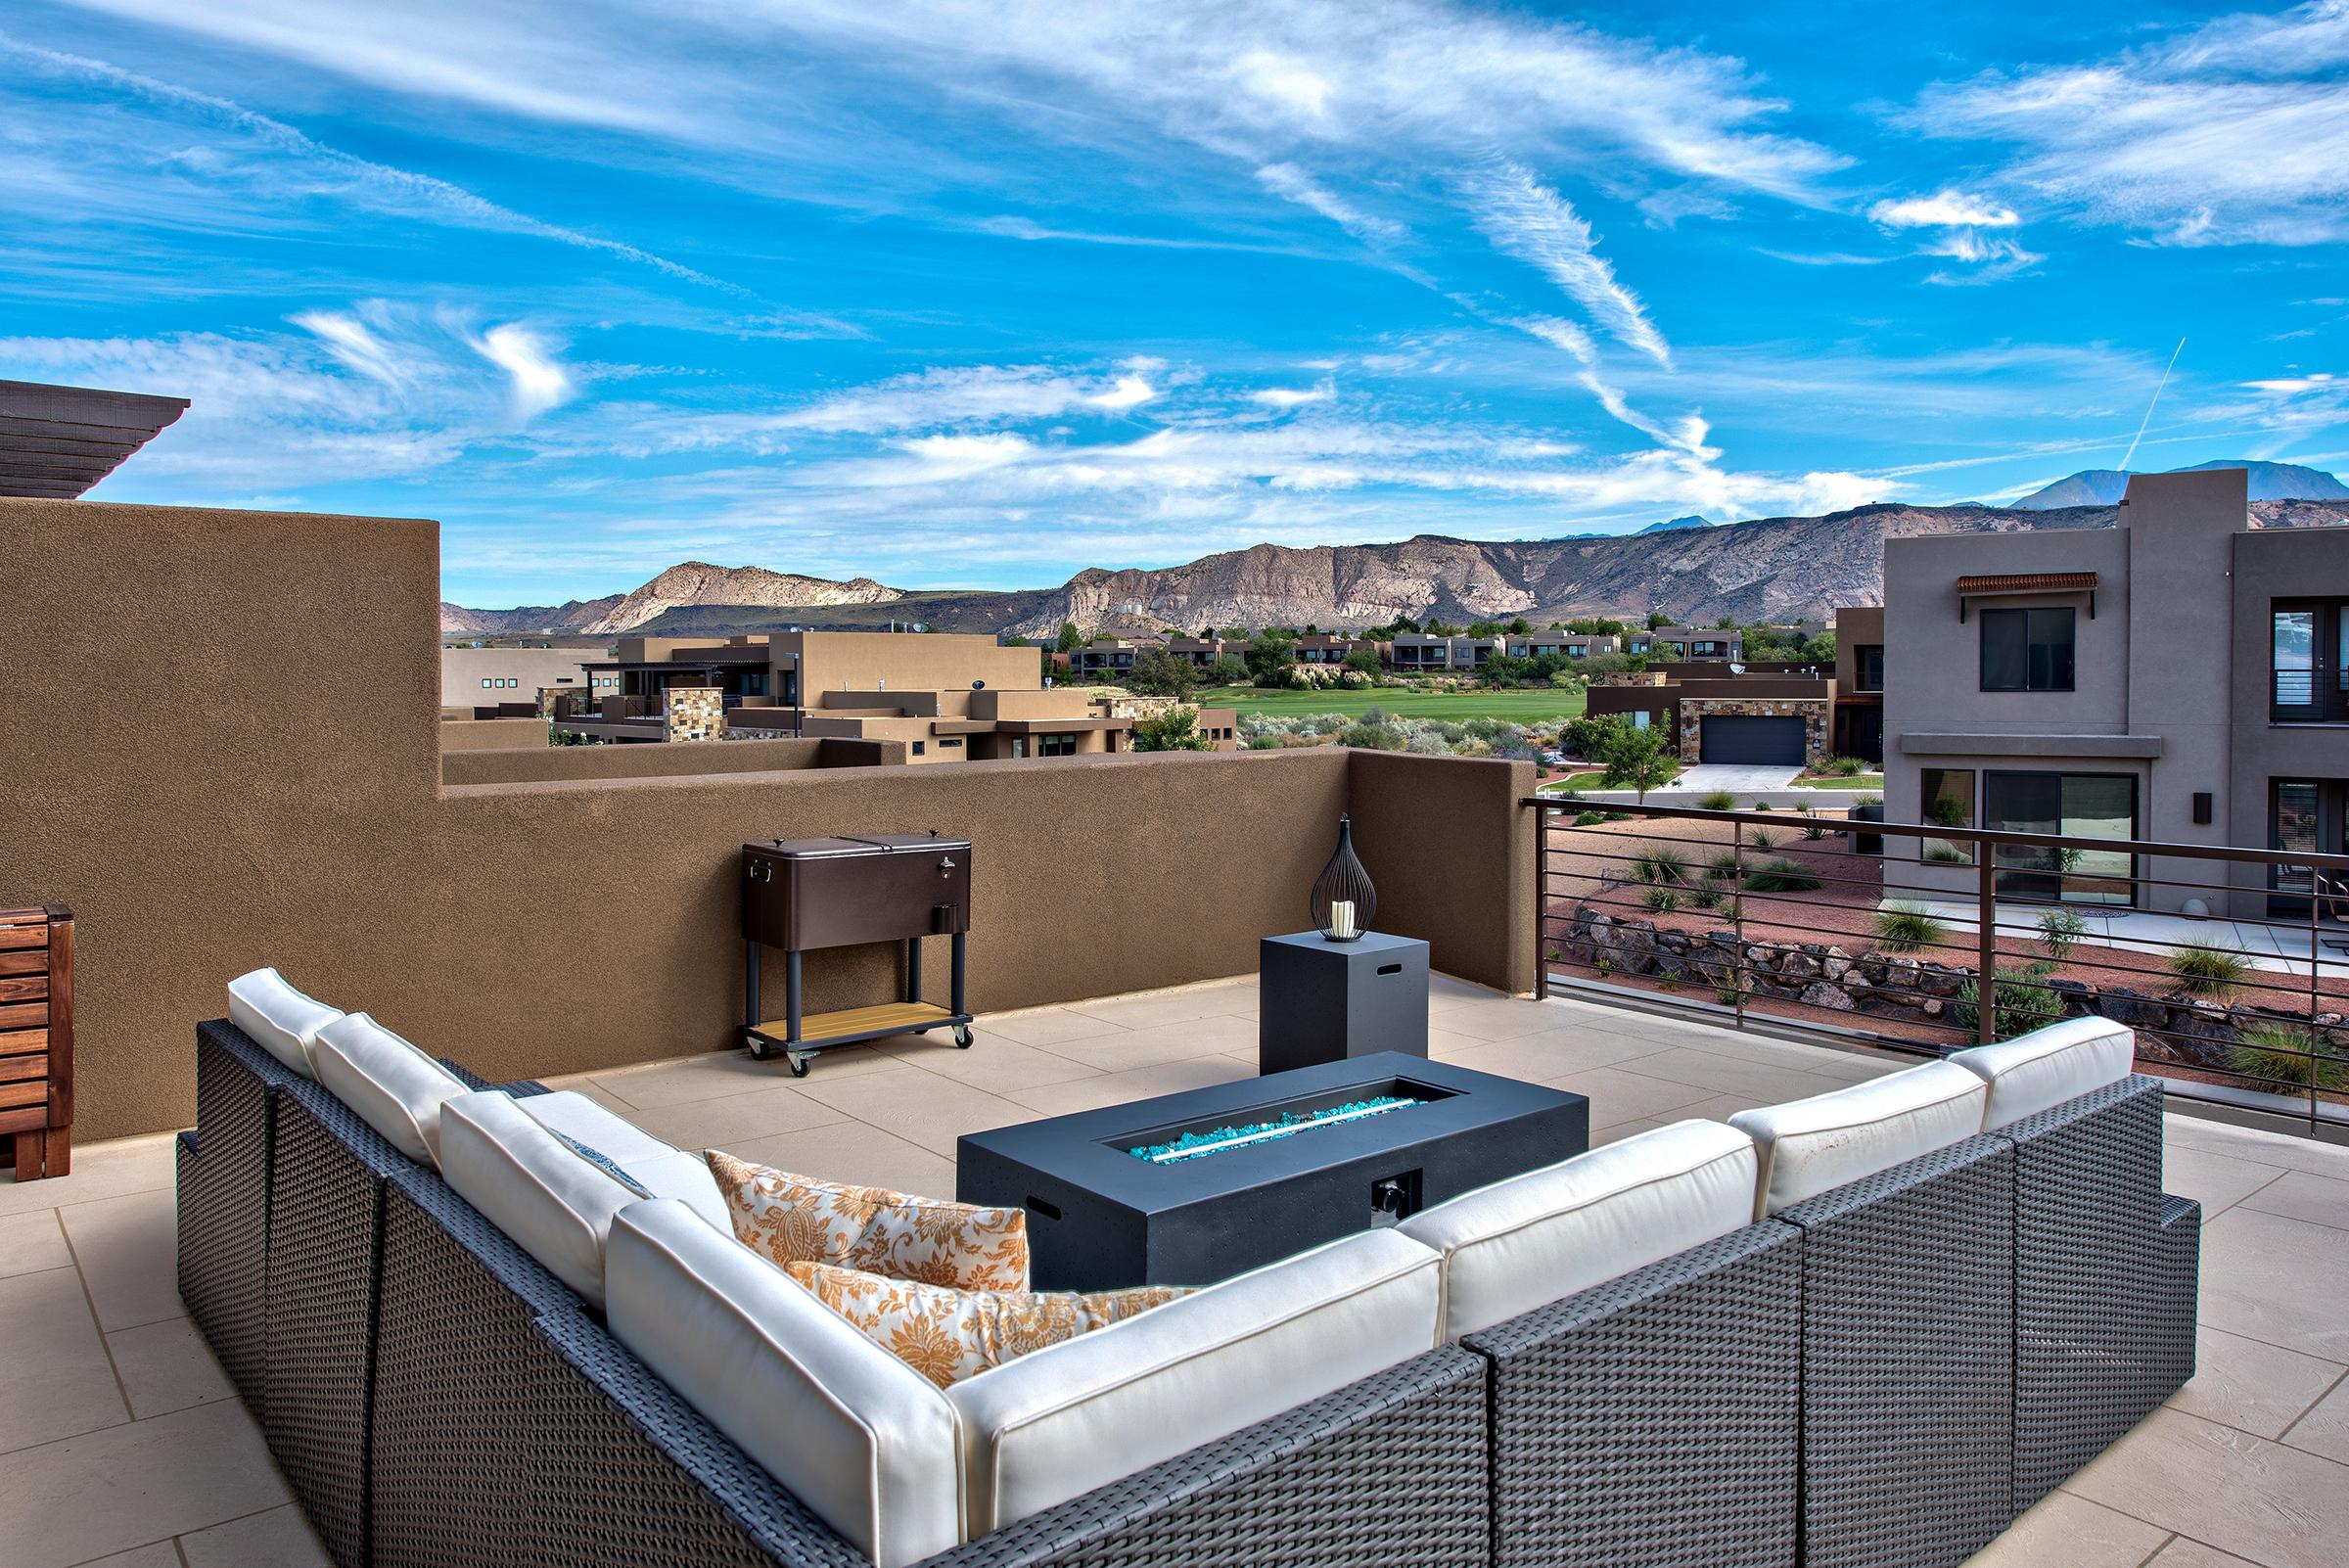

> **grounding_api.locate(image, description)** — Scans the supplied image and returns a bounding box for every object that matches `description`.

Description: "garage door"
[1699,715,1806,765]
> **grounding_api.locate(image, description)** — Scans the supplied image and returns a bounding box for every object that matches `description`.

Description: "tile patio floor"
[5,973,2348,1568]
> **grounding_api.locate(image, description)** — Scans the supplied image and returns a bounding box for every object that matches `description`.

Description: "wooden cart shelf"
[749,1000,964,1044]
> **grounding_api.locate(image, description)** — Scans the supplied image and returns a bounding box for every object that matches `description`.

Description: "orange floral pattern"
[787,1260,1193,1388]
[706,1150,1030,1291]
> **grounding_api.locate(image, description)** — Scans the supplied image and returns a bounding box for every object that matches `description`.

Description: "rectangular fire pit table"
[956,1052,1589,1291]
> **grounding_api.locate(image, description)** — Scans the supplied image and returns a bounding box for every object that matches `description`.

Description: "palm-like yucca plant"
[1631,847,1689,886]
[1706,850,1742,885]
[1872,902,1948,954]
[2166,941,2252,1002]
[1643,885,1682,913]
[2038,907,2088,963]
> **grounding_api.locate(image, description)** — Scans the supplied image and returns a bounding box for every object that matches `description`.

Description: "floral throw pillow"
[706,1150,1030,1291]
[787,1260,1193,1388]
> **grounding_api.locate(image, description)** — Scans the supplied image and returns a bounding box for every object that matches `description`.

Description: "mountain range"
[2011,460,2349,510]
[442,475,2348,641]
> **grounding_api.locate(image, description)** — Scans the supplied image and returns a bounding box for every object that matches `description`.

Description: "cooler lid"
[846,831,973,853]
[750,837,881,859]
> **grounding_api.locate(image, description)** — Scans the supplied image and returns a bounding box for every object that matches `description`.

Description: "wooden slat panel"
[46,913,69,1126]
[0,951,43,977]
[0,975,46,1003]
[0,1105,49,1136]
[0,1029,46,1056]
[0,926,46,951]
[0,1002,45,1031]
[0,1055,45,1084]
[0,1081,46,1111]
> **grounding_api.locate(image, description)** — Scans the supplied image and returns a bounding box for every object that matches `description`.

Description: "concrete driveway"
[1671,763,1803,794]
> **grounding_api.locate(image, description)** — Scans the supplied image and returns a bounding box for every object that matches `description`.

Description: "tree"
[1507,616,1531,635]
[1597,721,1677,802]
[1001,633,1033,647]
[1126,645,1200,698]
[1055,622,1083,653]
[1799,631,1836,665]
[1343,647,1383,678]
[1132,706,1214,751]
[1423,619,1460,637]
[1245,630,1298,688]
[1715,615,1737,629]
[1466,620,1504,637]
[1208,652,1249,685]
[1646,609,1673,630]
[1565,617,1626,636]
[1562,712,1630,760]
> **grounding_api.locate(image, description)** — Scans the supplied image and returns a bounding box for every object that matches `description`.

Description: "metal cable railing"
[1526,796,2349,1137]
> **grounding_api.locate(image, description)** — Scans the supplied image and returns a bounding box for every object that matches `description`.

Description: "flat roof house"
[1832,606,1885,763]
[1508,632,1621,661]
[1882,468,2348,917]
[439,642,617,713]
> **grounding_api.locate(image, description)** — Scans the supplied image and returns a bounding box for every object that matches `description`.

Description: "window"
[2272,601,2349,719]
[1919,768,1975,864]
[1983,771,2138,904]
[1038,733,1079,757]
[1856,645,1884,691]
[482,677,493,688]
[1979,607,2074,691]
[911,741,926,756]
[938,737,963,749]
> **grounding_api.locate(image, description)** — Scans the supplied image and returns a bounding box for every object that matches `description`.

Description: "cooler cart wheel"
[787,1051,812,1078]
[953,1025,974,1048]
[745,1034,771,1061]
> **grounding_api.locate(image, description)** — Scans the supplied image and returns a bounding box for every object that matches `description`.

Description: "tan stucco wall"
[441,738,852,787]
[438,717,552,751]
[782,631,1041,697]
[438,645,605,708]
[1,497,1530,1139]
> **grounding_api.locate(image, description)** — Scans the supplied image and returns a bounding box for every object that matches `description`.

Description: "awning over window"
[1954,571,2098,620]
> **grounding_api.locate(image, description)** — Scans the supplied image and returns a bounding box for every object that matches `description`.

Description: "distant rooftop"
[0,378,190,499]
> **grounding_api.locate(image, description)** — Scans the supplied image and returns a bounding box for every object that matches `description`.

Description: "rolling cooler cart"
[740,832,974,1076]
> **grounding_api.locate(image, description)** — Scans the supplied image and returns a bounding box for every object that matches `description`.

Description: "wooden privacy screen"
[0,905,72,1179]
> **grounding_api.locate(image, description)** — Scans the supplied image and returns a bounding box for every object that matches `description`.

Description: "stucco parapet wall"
[1899,733,2165,758]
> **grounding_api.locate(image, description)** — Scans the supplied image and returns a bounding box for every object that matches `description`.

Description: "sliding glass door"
[1983,771,2139,905]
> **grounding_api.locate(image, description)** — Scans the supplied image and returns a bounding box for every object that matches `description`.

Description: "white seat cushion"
[438,1090,725,1307]
[225,967,342,1077]
[1728,1061,1988,1219]
[308,1012,469,1166]
[944,1228,1442,1536]
[1399,1120,1758,1340]
[1949,1018,2136,1130]
[607,1200,963,1568]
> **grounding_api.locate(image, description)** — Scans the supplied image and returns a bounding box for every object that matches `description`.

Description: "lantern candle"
[1328,899,1357,940]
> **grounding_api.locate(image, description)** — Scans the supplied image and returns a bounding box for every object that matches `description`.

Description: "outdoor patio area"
[6,975,2348,1568]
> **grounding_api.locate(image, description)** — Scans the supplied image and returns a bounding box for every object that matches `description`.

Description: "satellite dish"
[973,679,986,690]
[1728,663,1745,675]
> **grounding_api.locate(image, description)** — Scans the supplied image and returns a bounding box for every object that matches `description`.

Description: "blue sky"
[3,2,2346,607]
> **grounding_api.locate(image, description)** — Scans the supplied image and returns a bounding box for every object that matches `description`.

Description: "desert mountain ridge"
[442,496,2349,640]
[2012,460,2349,510]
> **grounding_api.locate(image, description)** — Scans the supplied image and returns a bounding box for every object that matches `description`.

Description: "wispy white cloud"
[1255,162,1407,246]
[0,32,737,289]
[1464,161,1672,368]
[1867,190,2020,229]
[1251,383,1334,408]
[469,324,575,420]
[1909,3,2349,246]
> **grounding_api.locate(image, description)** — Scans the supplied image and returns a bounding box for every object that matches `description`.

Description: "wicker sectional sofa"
[178,973,2198,1568]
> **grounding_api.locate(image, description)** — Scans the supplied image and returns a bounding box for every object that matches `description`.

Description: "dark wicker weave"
[1778,1134,2016,1568]
[1462,1221,1801,1568]
[1999,1076,2201,1510]
[263,1080,411,1568]
[177,1022,299,1417]
[368,1155,1488,1568]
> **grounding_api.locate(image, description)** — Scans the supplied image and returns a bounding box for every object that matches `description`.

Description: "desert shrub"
[1954,962,2064,1041]
[1642,885,1681,913]
[1873,902,1948,954]
[1744,857,1821,893]
[2229,1025,2349,1091]
[1706,851,1742,884]
[1573,809,1605,826]
[1747,828,1778,850]
[1688,888,1724,912]
[1696,789,1737,811]
[1854,794,1882,807]
[1826,755,1867,777]
[1632,847,1689,886]
[1923,842,1968,863]
[2038,908,2088,963]
[2166,941,2252,1001]
[1753,802,1773,812]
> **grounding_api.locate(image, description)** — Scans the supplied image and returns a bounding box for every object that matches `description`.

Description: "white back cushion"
[1399,1120,1758,1340]
[309,1012,468,1166]
[607,1200,963,1568]
[1949,1018,2136,1130]
[1728,1061,1988,1219]
[226,967,342,1077]
[438,1091,652,1308]
[945,1228,1441,1536]
[516,1091,729,1229]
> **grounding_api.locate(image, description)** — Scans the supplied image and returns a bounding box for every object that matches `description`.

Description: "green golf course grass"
[1215,686,1590,722]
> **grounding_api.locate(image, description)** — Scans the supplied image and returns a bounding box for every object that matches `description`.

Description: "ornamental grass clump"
[1744,857,1821,893]
[1631,846,1689,886]
[1696,789,1738,811]
[2229,1024,2349,1091]
[1872,902,1948,954]
[1955,962,2064,1042]
[2166,941,2252,1002]
[1706,851,1742,884]
[1643,885,1682,913]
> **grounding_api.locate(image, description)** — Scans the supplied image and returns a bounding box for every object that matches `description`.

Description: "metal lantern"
[1310,815,1376,942]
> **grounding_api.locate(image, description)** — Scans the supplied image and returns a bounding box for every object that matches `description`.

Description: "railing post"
[1732,819,1747,1032]
[1534,803,1549,1000]
[1975,837,1997,1046]
[2311,872,2325,1135]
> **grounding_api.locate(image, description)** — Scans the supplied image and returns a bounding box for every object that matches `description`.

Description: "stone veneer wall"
[665,685,724,741]
[1678,697,1829,765]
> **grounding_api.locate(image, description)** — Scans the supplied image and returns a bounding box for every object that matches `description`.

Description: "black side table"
[1258,930,1431,1075]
